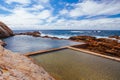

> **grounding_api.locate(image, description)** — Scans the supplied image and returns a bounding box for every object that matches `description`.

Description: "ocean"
[14,30,120,39]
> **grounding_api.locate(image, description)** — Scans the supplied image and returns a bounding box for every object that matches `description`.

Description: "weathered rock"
[0,44,55,80]
[15,31,63,40]
[0,40,6,46]
[0,21,14,38]
[69,36,96,42]
[96,38,118,45]
[15,31,41,37]
[42,35,49,38]
[70,36,120,57]
[32,31,41,37]
[42,36,60,40]
[50,37,59,39]
[109,35,120,39]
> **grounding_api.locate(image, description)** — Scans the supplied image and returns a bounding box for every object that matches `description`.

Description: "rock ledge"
[0,41,55,80]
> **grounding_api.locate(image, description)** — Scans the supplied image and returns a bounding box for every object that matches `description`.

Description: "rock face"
[0,22,55,79]
[41,36,61,40]
[15,31,41,37]
[69,36,96,42]
[0,41,55,80]
[109,35,120,40]
[0,21,14,38]
[70,36,120,57]
[0,40,6,46]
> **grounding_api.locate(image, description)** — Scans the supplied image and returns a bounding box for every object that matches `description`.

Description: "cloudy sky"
[0,0,120,30]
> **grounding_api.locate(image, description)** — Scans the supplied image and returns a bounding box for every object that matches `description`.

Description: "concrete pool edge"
[24,44,120,62]
[67,46,120,62]
[24,46,67,56]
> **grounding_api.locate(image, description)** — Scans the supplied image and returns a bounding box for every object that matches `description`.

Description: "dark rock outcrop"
[109,35,120,40]
[42,36,60,40]
[0,40,6,46]
[69,36,96,42]
[0,21,14,38]
[15,31,41,37]
[15,31,62,40]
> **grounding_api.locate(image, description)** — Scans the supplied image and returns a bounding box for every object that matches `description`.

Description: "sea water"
[14,30,120,39]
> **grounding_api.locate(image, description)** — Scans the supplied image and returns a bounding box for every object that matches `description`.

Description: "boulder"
[42,35,49,38]
[0,21,14,38]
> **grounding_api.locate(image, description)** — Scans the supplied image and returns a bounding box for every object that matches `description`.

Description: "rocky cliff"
[0,21,14,38]
[0,40,55,80]
[0,22,55,80]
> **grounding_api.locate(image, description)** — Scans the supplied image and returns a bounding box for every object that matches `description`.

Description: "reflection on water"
[31,49,120,80]
[3,35,80,53]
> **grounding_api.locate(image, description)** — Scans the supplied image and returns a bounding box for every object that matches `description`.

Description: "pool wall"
[25,44,120,62]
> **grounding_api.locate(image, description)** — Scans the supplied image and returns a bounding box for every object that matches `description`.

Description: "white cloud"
[39,0,49,3]
[37,10,52,19]
[48,18,120,30]
[33,0,49,3]
[59,9,69,15]
[67,0,120,17]
[0,5,12,12]
[0,0,53,30]
[46,16,58,23]
[32,5,44,10]
[0,5,52,29]
[0,0,120,30]
[5,0,31,4]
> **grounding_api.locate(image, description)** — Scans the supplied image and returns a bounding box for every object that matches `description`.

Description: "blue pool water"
[3,35,80,53]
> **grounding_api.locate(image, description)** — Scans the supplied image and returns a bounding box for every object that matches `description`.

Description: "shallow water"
[3,35,80,53]
[30,49,120,80]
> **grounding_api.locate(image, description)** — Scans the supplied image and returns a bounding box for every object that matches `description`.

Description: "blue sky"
[0,0,120,30]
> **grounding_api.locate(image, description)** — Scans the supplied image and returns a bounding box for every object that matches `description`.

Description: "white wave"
[40,33,70,39]
[71,31,85,33]
[95,36,108,38]
[97,30,101,33]
[93,30,101,33]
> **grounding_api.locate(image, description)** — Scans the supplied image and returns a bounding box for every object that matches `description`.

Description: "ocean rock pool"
[30,48,120,80]
[3,35,80,53]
